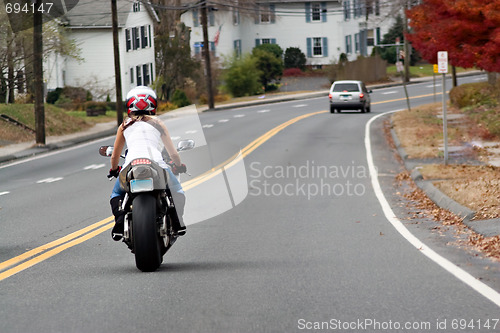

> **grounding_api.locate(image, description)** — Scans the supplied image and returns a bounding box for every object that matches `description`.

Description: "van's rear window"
[332,83,359,92]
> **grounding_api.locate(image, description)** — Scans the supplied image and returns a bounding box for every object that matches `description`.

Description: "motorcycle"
[99,139,195,272]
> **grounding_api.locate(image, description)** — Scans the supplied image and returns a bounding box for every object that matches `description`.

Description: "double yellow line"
[0,110,327,282]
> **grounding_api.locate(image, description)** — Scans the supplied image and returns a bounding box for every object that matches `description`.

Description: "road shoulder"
[369,112,500,298]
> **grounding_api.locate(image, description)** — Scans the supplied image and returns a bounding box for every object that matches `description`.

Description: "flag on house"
[214,24,223,46]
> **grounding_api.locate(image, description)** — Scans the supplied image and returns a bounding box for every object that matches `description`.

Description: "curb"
[0,127,117,164]
[199,91,328,112]
[389,113,498,237]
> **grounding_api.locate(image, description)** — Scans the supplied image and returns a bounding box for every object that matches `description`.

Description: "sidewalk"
[1,71,495,240]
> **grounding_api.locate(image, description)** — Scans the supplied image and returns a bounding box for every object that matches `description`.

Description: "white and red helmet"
[126,86,157,115]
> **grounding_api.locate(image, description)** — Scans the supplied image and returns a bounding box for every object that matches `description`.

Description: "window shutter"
[270,4,276,23]
[148,25,152,48]
[322,37,328,57]
[306,38,312,57]
[193,9,199,27]
[255,7,260,24]
[209,10,215,26]
[210,41,215,52]
[305,3,311,23]
[125,29,131,51]
[271,38,276,44]
[141,26,146,48]
[136,65,141,86]
[132,28,137,49]
[255,39,261,47]
[321,2,327,22]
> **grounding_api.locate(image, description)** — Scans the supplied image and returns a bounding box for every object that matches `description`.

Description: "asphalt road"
[1,74,499,333]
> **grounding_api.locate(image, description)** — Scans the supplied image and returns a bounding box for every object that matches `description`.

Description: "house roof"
[62,0,159,28]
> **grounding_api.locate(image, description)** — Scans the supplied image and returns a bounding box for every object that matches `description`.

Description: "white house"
[180,0,396,66]
[45,0,159,101]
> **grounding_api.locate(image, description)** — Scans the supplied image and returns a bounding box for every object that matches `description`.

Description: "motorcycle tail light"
[131,159,152,166]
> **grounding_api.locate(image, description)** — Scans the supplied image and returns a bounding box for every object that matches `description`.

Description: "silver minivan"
[328,80,372,113]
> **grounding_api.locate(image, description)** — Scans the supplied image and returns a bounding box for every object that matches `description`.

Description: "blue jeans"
[110,167,184,199]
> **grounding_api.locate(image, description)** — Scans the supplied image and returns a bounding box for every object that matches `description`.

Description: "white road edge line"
[365,110,500,308]
[0,191,10,196]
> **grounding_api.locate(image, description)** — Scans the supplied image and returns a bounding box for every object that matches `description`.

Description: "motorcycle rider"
[108,86,187,241]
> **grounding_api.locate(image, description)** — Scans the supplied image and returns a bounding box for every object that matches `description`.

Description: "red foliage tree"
[406,0,500,72]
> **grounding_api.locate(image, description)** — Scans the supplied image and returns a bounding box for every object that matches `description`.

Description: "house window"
[130,68,134,84]
[233,5,240,25]
[143,64,150,86]
[234,40,242,57]
[255,38,276,46]
[345,35,352,54]
[313,37,323,56]
[133,1,140,12]
[344,0,350,20]
[258,4,275,24]
[311,3,321,21]
[136,27,141,49]
[260,10,270,23]
[141,25,150,48]
[367,29,375,46]
[353,0,362,17]
[126,29,131,51]
[136,65,142,86]
[307,37,328,57]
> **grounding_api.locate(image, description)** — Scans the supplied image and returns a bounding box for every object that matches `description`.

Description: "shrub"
[63,86,91,103]
[254,43,283,59]
[157,101,177,112]
[252,48,283,91]
[284,47,306,70]
[222,54,262,97]
[171,89,191,107]
[47,88,63,104]
[450,82,498,108]
[84,101,108,116]
[283,68,303,77]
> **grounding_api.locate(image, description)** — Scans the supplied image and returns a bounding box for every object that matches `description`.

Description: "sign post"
[438,51,448,165]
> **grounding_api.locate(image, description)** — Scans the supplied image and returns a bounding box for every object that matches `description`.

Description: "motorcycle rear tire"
[132,193,162,272]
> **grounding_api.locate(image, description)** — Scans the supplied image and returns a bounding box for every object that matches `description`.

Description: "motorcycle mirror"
[99,145,114,157]
[177,139,195,152]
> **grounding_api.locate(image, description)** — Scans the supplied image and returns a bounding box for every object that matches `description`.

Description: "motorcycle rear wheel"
[132,193,162,272]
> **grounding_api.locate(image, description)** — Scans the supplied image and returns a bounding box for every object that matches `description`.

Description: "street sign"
[437,51,448,74]
[433,64,439,74]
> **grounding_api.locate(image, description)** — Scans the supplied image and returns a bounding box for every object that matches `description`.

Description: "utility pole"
[200,1,215,110]
[111,0,124,125]
[402,0,410,83]
[33,0,45,145]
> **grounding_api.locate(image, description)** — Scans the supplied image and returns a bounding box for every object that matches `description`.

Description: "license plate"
[130,178,154,193]
[340,94,352,100]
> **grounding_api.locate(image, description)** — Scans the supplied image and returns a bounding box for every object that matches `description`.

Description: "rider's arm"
[111,125,125,170]
[158,121,181,166]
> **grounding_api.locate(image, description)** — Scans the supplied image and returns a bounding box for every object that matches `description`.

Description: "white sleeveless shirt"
[122,120,168,169]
